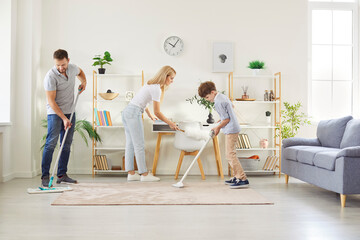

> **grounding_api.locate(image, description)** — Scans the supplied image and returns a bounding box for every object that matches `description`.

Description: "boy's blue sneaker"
[230,179,249,189]
[225,177,237,185]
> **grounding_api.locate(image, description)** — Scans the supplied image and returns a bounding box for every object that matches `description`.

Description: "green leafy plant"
[276,101,311,139]
[40,119,102,151]
[248,60,265,69]
[92,51,113,68]
[186,95,215,113]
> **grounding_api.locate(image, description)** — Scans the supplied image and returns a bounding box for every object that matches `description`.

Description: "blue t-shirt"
[44,63,80,115]
[214,93,241,134]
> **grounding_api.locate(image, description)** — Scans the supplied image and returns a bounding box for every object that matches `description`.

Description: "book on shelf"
[95,155,110,170]
[106,111,112,126]
[103,110,109,126]
[94,108,100,126]
[237,134,252,149]
[94,110,113,126]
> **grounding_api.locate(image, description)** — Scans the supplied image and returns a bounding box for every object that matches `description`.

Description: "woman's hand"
[148,114,158,122]
[169,121,180,131]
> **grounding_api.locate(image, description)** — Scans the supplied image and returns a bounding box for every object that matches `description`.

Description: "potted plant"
[92,51,113,74]
[40,119,102,151]
[186,95,215,124]
[276,101,311,140]
[248,60,265,76]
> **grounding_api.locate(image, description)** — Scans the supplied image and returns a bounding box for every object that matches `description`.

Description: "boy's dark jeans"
[41,113,75,178]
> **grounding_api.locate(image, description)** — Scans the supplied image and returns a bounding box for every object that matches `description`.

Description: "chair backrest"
[174,121,206,152]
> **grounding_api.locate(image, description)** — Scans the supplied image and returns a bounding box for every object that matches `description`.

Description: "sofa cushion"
[313,151,340,171]
[340,119,360,149]
[296,146,340,166]
[283,146,309,162]
[317,116,353,148]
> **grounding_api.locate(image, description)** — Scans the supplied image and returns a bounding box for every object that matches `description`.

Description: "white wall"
[2,0,311,180]
[35,0,310,176]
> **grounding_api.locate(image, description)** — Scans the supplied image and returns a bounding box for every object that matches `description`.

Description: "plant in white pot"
[92,51,113,74]
[186,95,215,124]
[248,60,265,76]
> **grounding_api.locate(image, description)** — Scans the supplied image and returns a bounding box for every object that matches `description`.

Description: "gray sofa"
[281,116,360,207]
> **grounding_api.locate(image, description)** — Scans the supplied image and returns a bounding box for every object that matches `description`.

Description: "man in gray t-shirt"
[41,49,86,187]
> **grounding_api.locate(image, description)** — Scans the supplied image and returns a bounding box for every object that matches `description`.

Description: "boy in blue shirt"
[198,81,249,188]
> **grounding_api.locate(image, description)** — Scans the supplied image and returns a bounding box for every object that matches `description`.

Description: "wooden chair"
[174,150,205,180]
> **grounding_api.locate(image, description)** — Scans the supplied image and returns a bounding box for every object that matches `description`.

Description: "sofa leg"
[285,174,289,184]
[340,194,346,208]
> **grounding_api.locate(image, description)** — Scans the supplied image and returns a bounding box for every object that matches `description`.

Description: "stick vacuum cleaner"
[172,129,215,188]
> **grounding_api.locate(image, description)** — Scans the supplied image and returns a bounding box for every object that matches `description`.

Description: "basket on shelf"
[98,93,119,100]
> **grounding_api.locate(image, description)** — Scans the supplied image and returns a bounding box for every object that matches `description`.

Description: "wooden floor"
[1,174,360,240]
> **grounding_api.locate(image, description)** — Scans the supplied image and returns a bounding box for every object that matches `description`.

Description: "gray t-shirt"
[214,93,241,134]
[44,63,80,115]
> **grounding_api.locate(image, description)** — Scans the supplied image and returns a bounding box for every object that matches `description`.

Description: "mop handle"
[49,91,81,187]
[178,130,215,184]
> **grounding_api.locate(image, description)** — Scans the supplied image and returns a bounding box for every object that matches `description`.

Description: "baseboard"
[2,172,16,182]
[14,171,35,178]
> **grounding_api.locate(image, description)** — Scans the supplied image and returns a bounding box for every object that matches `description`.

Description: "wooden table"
[151,131,224,179]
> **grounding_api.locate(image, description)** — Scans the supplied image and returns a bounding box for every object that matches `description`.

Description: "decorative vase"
[98,68,106,74]
[266,116,271,125]
[207,112,215,124]
[252,69,261,76]
[260,139,269,148]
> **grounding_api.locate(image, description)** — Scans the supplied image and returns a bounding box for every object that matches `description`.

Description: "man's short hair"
[198,81,217,98]
[53,49,68,60]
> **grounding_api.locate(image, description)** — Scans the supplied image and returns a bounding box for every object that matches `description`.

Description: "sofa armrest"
[282,137,321,148]
[337,146,360,158]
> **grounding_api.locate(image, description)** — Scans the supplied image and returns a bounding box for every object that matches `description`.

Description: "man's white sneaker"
[140,173,160,182]
[127,172,141,181]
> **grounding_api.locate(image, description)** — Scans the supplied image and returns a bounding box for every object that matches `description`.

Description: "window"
[0,0,11,124]
[309,0,358,121]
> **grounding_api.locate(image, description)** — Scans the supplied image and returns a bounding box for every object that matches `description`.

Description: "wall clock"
[163,36,184,56]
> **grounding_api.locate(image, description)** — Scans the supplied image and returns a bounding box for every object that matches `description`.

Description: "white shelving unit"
[92,71,144,176]
[228,72,282,175]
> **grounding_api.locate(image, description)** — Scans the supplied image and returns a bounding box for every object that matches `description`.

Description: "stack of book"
[94,155,109,170]
[236,134,252,149]
[94,108,113,126]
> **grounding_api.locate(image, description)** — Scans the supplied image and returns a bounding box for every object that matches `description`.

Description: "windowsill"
[0,122,12,127]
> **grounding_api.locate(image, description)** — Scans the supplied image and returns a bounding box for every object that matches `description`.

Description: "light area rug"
[52,182,273,206]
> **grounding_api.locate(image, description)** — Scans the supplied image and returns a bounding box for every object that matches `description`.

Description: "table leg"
[152,133,162,176]
[213,136,224,179]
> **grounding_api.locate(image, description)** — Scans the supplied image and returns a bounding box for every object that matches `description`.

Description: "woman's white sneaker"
[127,172,141,181]
[140,173,160,182]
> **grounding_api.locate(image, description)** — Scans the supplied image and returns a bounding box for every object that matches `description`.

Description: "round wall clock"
[163,36,184,56]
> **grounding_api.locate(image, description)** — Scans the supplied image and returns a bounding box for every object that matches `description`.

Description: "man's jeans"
[41,113,75,178]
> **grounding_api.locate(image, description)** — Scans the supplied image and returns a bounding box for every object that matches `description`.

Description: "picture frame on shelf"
[212,42,234,72]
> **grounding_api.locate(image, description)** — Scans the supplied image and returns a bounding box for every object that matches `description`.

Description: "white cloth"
[130,84,161,110]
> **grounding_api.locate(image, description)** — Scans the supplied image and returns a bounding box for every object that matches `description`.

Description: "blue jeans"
[121,104,147,174]
[41,113,75,178]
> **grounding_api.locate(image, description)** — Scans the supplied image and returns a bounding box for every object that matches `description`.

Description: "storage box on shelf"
[227,72,282,176]
[92,71,144,176]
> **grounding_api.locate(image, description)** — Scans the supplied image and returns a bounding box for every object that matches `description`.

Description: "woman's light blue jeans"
[121,104,147,174]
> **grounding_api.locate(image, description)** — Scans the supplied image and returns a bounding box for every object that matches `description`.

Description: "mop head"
[184,127,209,141]
[27,186,73,194]
[172,182,184,188]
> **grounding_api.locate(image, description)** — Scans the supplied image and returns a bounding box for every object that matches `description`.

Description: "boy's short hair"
[198,81,217,98]
[53,49,68,60]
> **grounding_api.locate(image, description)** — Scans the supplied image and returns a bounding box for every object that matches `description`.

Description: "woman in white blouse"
[121,66,180,182]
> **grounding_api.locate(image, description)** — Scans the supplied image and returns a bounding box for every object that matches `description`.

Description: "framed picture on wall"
[212,42,234,72]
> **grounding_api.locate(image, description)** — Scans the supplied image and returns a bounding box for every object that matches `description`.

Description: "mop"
[172,128,215,188]
[27,90,81,194]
